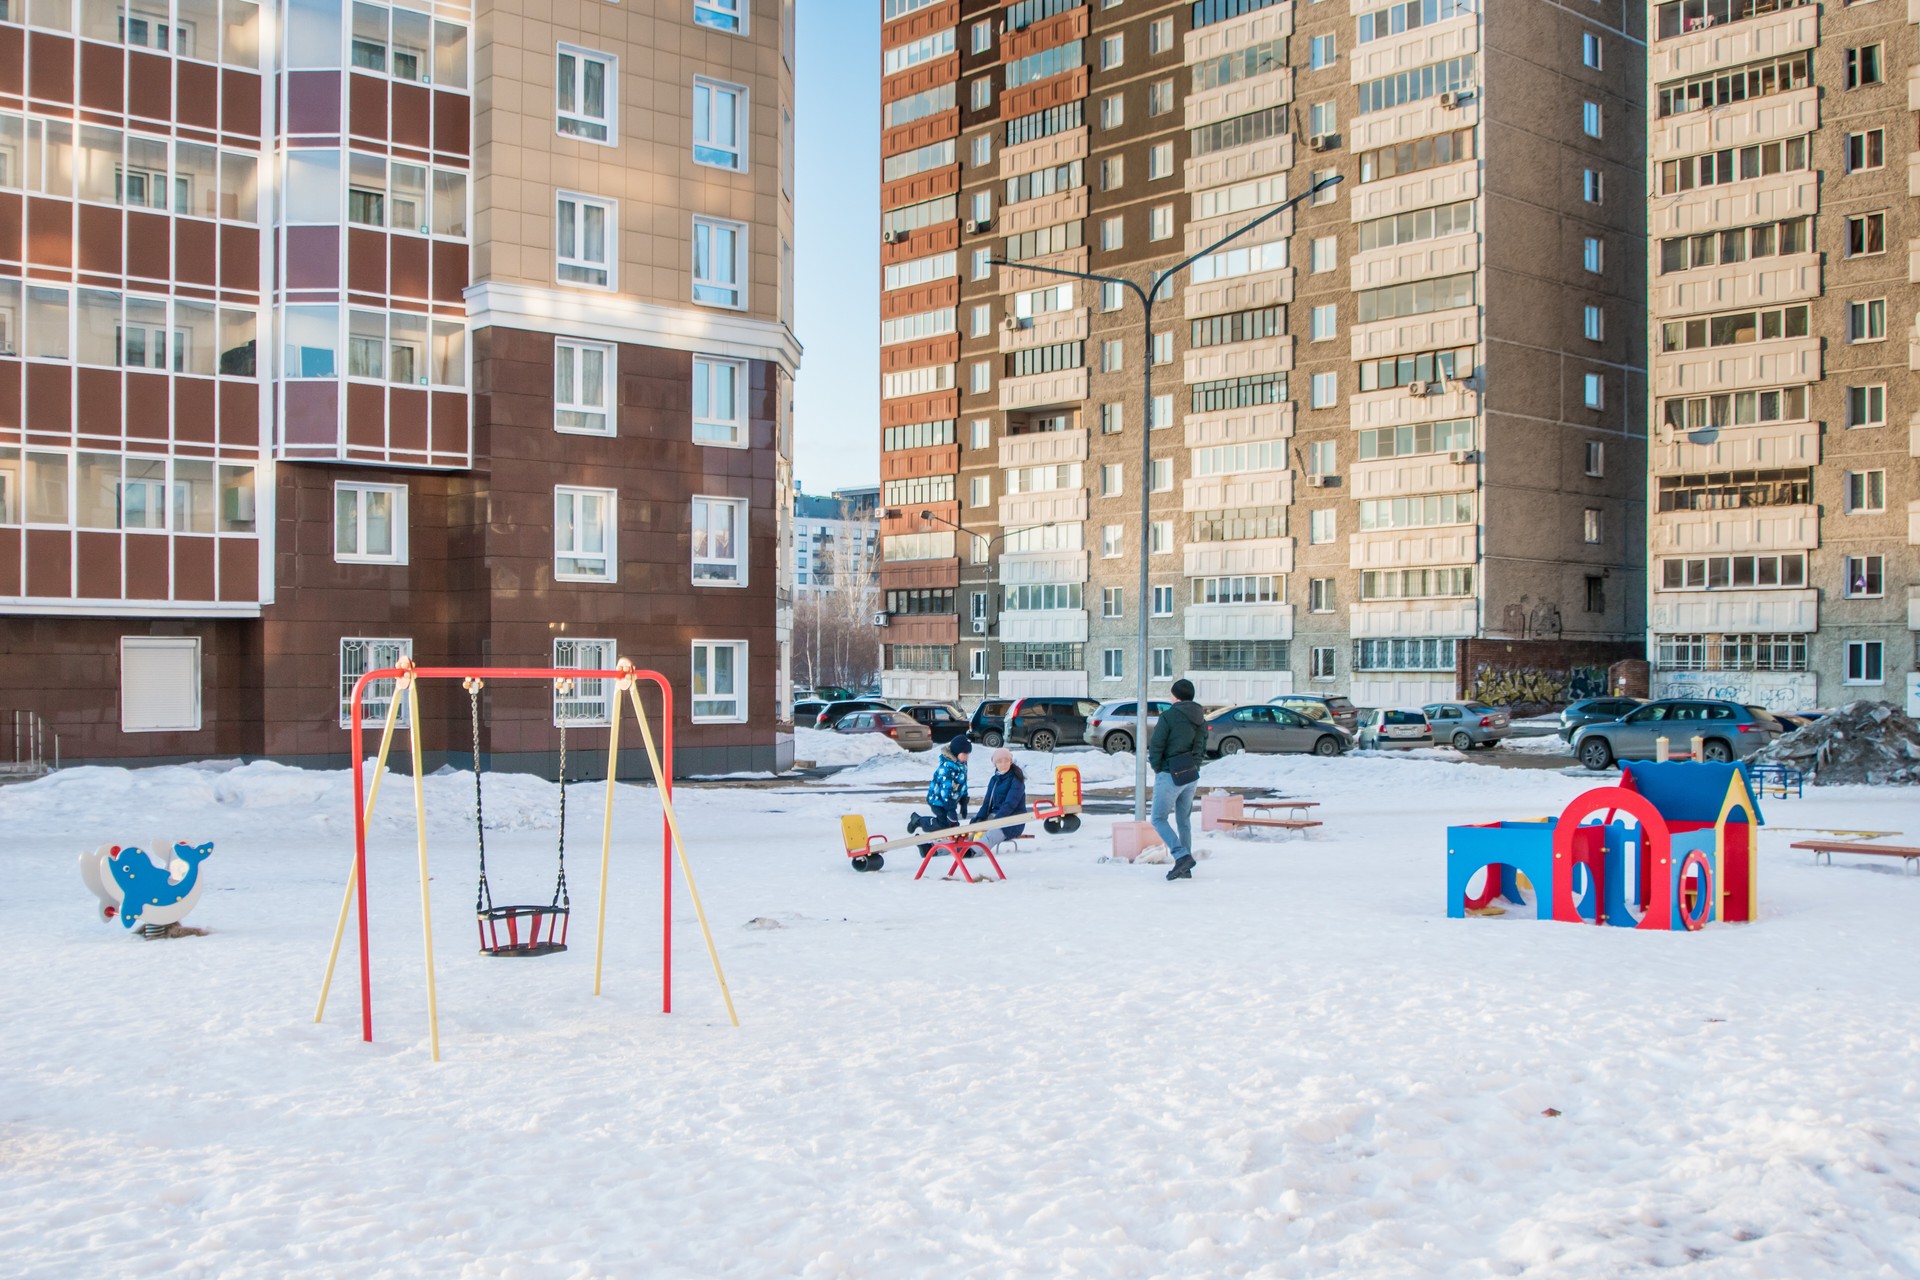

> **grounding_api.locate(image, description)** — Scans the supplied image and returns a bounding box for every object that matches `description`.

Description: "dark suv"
[970,696,1101,750]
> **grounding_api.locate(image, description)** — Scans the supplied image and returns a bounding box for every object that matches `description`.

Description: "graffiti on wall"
[1464,663,1610,711]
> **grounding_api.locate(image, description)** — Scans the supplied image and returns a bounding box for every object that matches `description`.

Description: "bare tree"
[794,502,881,693]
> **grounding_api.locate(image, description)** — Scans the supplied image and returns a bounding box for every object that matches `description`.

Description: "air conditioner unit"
[972,618,989,635]
[1438,90,1461,109]
[1407,381,1430,397]
[872,612,890,627]
[965,217,992,234]
[1001,314,1031,331]
[1449,449,1479,465]
[881,229,902,245]
[1307,474,1333,488]
[1307,134,1334,152]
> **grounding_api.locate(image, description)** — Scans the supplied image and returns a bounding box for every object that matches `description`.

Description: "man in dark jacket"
[1146,679,1208,880]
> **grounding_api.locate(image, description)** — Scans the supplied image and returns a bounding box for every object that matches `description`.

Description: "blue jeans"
[1151,771,1199,860]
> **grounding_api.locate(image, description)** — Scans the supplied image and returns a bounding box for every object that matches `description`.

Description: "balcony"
[998,366,1088,413]
[1648,587,1818,632]
[999,307,1089,353]
[1350,599,1479,637]
[1183,603,1294,642]
[1183,537,1293,578]
[1653,505,1818,554]
[998,426,1088,468]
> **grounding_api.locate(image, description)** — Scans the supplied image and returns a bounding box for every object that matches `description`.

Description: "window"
[553,638,616,726]
[555,486,616,581]
[1103,524,1123,557]
[971,362,991,394]
[1848,299,1886,343]
[1152,585,1173,616]
[1844,45,1882,89]
[339,638,413,730]
[1583,373,1604,409]
[971,134,992,168]
[968,304,991,338]
[1102,648,1124,679]
[556,340,614,436]
[693,77,746,170]
[1102,339,1124,372]
[1845,555,1884,597]
[691,640,746,721]
[1845,641,1884,685]
[1150,206,1173,241]
[1583,508,1602,543]
[1309,508,1335,544]
[1149,79,1174,115]
[1152,331,1173,365]
[1149,17,1173,53]
[1101,215,1124,250]
[556,193,613,288]
[1311,646,1337,679]
[1310,372,1337,409]
[1582,306,1604,342]
[1152,648,1174,679]
[1585,576,1605,614]
[1845,129,1885,173]
[1582,32,1601,69]
[692,495,746,583]
[1844,470,1886,514]
[1101,463,1123,496]
[1102,586,1123,618]
[1308,578,1334,612]
[1310,306,1337,342]
[1310,169,1339,206]
[1100,34,1124,68]
[1582,101,1601,138]
[1308,101,1337,139]
[695,0,745,33]
[693,217,745,307]
[1310,237,1338,273]
[969,647,987,679]
[120,637,201,733]
[1098,157,1124,192]
[1100,403,1124,434]
[1150,520,1172,553]
[1846,385,1886,429]
[1151,458,1172,492]
[1152,394,1173,428]
[335,482,407,563]
[1583,237,1604,273]
[1845,213,1885,257]
[1310,34,1336,68]
[973,20,993,53]
[971,418,991,448]
[969,476,990,507]
[557,47,615,144]
[1308,441,1336,477]
[1101,281,1125,312]
[1585,441,1605,476]
[1582,169,1603,203]
[1101,93,1124,129]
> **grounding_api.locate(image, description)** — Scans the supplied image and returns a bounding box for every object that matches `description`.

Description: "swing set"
[313,657,738,1061]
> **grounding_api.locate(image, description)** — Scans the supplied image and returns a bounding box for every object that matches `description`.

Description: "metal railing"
[0,710,53,779]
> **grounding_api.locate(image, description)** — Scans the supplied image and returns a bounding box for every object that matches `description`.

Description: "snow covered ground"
[4,753,1918,1277]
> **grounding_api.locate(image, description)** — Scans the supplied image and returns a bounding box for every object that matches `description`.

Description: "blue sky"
[792,6,882,496]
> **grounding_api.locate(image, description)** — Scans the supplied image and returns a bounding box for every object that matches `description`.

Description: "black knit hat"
[1171,679,1196,701]
[949,732,973,754]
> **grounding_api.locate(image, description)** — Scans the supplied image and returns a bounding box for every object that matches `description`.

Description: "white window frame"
[1309,508,1336,544]
[694,0,746,35]
[1585,441,1605,477]
[1583,305,1604,341]
[334,481,409,564]
[691,494,748,585]
[1151,584,1173,617]
[120,636,202,733]
[1311,646,1337,679]
[339,637,413,730]
[1583,508,1602,543]
[693,216,747,309]
[555,485,617,583]
[1582,32,1601,68]
[1150,458,1172,492]
[1846,384,1886,429]
[1102,647,1124,679]
[556,191,614,289]
[1102,525,1123,557]
[1150,520,1172,554]
[1844,555,1884,598]
[1844,640,1883,686]
[553,637,617,726]
[693,76,748,172]
[556,45,616,146]
[1149,141,1173,179]
[1848,299,1886,343]
[1583,373,1605,409]
[1582,169,1603,203]
[1149,205,1173,241]
[1310,371,1337,409]
[693,355,746,447]
[556,339,614,436]
[1844,470,1886,514]
[691,639,748,722]
[1583,236,1603,273]
[1581,101,1601,138]
[1151,647,1174,680]
[1100,33,1124,69]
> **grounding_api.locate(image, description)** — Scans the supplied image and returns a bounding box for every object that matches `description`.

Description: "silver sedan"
[1422,701,1512,751]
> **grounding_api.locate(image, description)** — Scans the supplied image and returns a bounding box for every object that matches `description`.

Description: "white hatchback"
[1356,708,1434,751]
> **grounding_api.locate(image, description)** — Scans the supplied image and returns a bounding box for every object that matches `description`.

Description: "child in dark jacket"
[910,733,973,836]
[977,748,1027,846]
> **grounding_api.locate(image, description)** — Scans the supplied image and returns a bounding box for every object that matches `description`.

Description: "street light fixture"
[991,173,1345,821]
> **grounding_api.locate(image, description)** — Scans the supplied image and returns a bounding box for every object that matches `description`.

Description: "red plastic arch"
[1550,786,1674,926]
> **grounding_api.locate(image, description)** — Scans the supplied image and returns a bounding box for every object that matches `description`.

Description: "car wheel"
[1313,735,1342,757]
[1103,731,1134,754]
[1030,729,1056,752]
[1702,738,1733,763]
[981,731,1003,747]
[1451,731,1474,752]
[1579,738,1615,771]
[1219,736,1245,756]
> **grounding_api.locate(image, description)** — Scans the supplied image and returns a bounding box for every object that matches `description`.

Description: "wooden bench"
[1201,792,1321,839]
[1244,799,1320,822]
[1790,840,1920,874]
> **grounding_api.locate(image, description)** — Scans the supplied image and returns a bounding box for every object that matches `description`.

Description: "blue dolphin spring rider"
[79,841,215,938]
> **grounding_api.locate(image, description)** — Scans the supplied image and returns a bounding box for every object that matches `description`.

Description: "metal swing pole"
[314,684,406,1026]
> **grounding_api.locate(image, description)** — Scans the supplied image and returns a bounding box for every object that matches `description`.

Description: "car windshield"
[1326,698,1355,710]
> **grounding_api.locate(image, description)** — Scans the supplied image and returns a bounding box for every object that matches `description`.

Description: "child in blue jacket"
[910,733,972,836]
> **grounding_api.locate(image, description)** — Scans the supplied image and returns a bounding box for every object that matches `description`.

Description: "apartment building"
[794,483,879,592]
[1647,0,1919,711]
[877,0,1646,711]
[0,0,800,774]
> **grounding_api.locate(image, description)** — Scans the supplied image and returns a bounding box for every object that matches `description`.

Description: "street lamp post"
[991,174,1344,821]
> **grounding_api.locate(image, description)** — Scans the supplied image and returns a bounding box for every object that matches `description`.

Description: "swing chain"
[468,677,492,914]
[553,678,571,911]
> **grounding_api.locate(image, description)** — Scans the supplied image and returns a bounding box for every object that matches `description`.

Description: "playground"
[3,726,1918,1276]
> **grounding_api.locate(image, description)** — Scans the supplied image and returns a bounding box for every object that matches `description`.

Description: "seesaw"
[839,764,1083,881]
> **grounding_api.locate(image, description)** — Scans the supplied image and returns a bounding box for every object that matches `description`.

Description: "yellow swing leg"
[625,679,740,1028]
[405,677,441,1062]
[314,689,406,1025]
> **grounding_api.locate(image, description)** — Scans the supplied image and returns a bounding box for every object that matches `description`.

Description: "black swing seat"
[477,903,570,957]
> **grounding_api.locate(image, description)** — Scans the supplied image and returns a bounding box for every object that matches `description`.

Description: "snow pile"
[792,725,905,768]
[1754,700,1920,785]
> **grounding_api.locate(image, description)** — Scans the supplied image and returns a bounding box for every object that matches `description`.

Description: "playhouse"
[1446,760,1763,931]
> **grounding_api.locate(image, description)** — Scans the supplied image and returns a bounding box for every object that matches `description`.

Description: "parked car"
[1770,710,1822,732]
[831,709,934,752]
[1268,694,1360,733]
[1207,705,1354,758]
[793,699,828,729]
[810,686,858,703]
[1424,701,1512,751]
[1356,708,1433,751]
[970,696,1101,750]
[814,698,894,729]
[1084,700,1172,754]
[1570,698,1782,770]
[899,702,969,740]
[1558,697,1647,741]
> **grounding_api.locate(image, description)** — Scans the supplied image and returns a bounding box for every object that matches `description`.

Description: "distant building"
[794,486,881,593]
